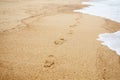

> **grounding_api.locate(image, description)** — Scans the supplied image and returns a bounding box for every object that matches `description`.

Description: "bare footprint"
[44,55,55,68]
[69,24,77,27]
[11,27,16,30]
[101,68,106,80]
[3,30,7,32]
[68,30,74,34]
[54,38,65,45]
[75,18,80,24]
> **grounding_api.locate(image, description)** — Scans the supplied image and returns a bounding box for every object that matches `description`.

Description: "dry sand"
[0,0,120,80]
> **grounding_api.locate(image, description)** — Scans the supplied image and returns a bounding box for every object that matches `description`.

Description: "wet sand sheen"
[0,0,120,80]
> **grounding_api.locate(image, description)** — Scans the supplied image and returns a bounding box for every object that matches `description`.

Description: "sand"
[0,0,120,80]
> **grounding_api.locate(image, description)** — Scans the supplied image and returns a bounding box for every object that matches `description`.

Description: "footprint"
[54,38,65,45]
[69,24,77,27]
[11,27,16,30]
[44,55,55,68]
[3,30,7,32]
[68,30,74,34]
[101,68,106,80]
[75,18,80,24]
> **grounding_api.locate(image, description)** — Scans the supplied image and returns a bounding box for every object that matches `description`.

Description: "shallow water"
[74,0,120,56]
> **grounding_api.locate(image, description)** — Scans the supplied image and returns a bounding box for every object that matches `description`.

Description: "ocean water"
[73,0,120,56]
[74,0,120,23]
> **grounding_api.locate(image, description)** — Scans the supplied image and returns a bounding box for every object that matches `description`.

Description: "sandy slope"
[0,0,120,80]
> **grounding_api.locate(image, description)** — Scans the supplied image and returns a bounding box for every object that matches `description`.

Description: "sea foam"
[74,0,120,23]
[97,31,120,56]
[74,0,120,56]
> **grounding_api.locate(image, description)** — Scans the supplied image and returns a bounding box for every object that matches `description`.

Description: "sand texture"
[0,0,120,80]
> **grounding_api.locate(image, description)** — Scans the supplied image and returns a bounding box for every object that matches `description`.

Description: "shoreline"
[0,0,120,80]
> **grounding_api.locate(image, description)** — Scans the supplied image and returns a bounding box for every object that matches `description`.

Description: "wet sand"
[0,0,120,80]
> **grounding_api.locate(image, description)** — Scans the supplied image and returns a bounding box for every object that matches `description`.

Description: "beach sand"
[0,0,120,80]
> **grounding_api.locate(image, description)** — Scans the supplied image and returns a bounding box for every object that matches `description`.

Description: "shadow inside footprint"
[54,38,65,45]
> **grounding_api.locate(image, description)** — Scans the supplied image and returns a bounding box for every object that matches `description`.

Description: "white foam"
[74,0,120,23]
[74,0,120,56]
[97,31,120,56]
